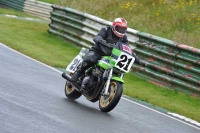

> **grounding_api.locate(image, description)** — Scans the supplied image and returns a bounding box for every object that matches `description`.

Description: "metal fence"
[0,0,52,20]
[48,5,200,96]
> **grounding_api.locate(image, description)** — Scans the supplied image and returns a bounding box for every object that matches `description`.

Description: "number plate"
[66,55,83,73]
[115,52,135,73]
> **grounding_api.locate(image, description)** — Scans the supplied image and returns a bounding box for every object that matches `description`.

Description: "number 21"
[116,55,133,71]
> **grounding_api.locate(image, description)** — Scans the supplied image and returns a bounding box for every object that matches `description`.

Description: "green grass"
[0,8,34,17]
[40,0,200,48]
[124,73,200,121]
[0,8,200,122]
[0,11,80,67]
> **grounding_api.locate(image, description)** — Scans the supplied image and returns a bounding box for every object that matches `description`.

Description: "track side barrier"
[0,0,52,20]
[0,1,199,96]
[48,5,200,96]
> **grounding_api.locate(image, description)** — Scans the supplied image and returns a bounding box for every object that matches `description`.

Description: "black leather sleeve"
[132,52,140,65]
[122,35,128,43]
[93,28,107,42]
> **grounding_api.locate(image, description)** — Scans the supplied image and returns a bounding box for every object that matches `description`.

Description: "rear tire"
[64,81,82,100]
[99,81,123,112]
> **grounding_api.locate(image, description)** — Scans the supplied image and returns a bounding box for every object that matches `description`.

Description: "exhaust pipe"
[62,72,72,82]
[62,72,81,90]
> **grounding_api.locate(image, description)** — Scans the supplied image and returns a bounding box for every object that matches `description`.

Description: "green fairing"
[101,56,116,67]
[97,60,110,70]
[79,48,86,57]
[112,48,121,56]
[112,76,124,83]
[109,59,116,67]
[97,48,124,83]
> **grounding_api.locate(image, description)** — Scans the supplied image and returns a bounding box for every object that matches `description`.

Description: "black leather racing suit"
[84,26,140,68]
[91,26,128,56]
[71,26,140,82]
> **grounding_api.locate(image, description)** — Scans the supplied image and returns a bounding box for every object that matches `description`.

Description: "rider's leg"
[71,61,89,82]
[71,51,101,82]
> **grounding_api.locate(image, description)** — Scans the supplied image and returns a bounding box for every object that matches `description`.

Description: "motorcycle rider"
[71,18,140,86]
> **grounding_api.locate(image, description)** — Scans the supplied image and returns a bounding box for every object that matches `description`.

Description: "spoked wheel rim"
[100,82,117,108]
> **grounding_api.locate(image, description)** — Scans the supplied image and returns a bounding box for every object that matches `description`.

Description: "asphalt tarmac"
[0,43,199,133]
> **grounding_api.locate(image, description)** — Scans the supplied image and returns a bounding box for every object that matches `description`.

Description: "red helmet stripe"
[112,18,128,37]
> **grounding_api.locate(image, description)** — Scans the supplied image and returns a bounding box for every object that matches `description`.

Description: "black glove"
[134,55,141,65]
[98,39,107,45]
[107,43,116,48]
[140,61,148,67]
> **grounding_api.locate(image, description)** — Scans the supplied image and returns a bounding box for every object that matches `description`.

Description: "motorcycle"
[62,41,136,112]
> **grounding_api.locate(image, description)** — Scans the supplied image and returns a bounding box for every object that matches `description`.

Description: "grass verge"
[0,8,200,122]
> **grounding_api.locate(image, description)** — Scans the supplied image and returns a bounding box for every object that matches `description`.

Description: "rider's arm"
[93,27,107,44]
[121,35,128,43]
[124,40,140,65]
[132,51,140,65]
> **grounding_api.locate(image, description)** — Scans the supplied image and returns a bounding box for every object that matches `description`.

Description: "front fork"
[103,68,113,95]
[103,68,124,95]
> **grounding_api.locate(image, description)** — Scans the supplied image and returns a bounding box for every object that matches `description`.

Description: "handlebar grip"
[98,40,115,48]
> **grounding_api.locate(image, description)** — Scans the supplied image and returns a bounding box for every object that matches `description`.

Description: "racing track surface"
[0,43,199,133]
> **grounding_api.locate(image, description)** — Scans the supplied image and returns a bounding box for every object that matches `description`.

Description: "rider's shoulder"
[102,25,112,31]
[100,26,111,34]
[100,27,107,31]
[106,25,112,29]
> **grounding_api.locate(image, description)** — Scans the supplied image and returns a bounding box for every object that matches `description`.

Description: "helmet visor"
[115,26,127,34]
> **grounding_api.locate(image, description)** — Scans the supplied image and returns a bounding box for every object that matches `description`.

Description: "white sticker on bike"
[115,52,135,73]
[66,55,83,73]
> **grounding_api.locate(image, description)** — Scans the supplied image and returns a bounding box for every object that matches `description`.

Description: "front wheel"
[99,81,123,112]
[64,81,82,100]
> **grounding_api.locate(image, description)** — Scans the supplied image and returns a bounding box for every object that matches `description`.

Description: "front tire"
[64,81,82,100]
[99,81,123,112]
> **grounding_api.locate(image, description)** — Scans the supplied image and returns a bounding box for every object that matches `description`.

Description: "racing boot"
[71,67,83,82]
[71,62,89,82]
[80,75,90,93]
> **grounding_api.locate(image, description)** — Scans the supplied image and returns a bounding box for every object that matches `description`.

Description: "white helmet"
[112,18,128,37]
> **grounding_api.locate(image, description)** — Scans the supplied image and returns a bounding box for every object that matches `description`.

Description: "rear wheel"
[64,81,82,100]
[99,81,123,112]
